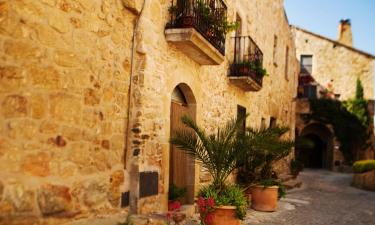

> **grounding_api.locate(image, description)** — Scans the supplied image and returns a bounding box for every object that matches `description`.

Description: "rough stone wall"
[292,27,375,166]
[127,0,299,213]
[291,27,375,101]
[0,0,135,224]
[0,0,299,221]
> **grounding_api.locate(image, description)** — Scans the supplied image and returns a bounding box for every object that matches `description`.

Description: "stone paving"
[244,169,375,225]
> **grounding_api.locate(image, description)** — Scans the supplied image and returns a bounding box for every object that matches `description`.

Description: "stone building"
[0,0,298,224]
[292,20,375,171]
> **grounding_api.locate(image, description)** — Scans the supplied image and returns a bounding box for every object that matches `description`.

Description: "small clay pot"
[251,185,279,212]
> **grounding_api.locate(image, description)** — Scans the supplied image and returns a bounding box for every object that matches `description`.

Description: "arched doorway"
[170,84,196,204]
[296,123,333,169]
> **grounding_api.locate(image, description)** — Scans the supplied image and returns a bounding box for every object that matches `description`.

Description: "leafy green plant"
[305,98,369,163]
[343,79,370,127]
[170,115,248,220]
[198,184,247,220]
[194,0,239,35]
[236,126,293,198]
[353,160,375,173]
[249,126,293,181]
[303,79,371,163]
[168,183,187,201]
[236,61,267,77]
[170,115,247,190]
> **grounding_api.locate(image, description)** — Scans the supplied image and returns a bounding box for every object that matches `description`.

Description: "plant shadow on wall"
[302,79,371,163]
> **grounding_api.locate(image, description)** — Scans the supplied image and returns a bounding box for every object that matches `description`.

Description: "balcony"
[297,84,341,100]
[165,0,227,65]
[229,36,265,91]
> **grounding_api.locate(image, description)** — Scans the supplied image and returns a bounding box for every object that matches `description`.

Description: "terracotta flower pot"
[251,185,279,212]
[208,206,240,225]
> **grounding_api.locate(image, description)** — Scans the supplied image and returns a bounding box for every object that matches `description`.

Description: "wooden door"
[170,101,195,204]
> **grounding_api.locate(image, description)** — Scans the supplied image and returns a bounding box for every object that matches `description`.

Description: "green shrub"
[353,160,375,173]
[198,184,247,220]
[305,79,371,163]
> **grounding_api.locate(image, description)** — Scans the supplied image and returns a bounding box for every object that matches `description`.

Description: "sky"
[284,0,375,55]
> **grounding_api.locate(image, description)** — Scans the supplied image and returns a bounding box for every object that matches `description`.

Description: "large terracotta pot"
[209,206,240,225]
[251,185,279,212]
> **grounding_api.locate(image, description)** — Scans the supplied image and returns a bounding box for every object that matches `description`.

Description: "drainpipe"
[125,0,148,214]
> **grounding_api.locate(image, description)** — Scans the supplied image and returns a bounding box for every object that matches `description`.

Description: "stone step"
[284,179,302,190]
[180,204,196,217]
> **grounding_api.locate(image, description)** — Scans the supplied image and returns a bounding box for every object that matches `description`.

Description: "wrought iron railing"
[166,0,227,55]
[230,36,264,86]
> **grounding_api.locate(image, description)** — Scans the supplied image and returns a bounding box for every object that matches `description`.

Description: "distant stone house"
[0,0,298,223]
[292,20,375,171]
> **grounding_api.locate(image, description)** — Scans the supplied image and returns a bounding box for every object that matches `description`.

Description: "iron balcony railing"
[230,36,264,86]
[166,0,227,55]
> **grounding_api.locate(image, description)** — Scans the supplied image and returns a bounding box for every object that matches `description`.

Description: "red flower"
[205,212,214,224]
[206,197,215,208]
[197,197,205,207]
[168,200,181,211]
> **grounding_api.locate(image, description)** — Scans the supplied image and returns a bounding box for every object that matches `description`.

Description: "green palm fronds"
[170,115,247,190]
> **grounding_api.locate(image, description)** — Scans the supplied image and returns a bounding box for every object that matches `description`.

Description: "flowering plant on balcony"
[236,60,267,78]
[168,0,239,37]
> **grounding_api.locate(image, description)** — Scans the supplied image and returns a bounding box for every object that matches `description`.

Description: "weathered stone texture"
[0,0,134,223]
[37,184,72,215]
[0,0,298,222]
[22,152,50,177]
[128,0,298,214]
[2,95,28,118]
[292,26,375,168]
[292,27,374,100]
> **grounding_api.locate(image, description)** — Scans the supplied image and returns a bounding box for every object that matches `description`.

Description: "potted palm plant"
[237,126,293,212]
[170,116,248,225]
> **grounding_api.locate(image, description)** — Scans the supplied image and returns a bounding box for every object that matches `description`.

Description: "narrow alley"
[245,170,375,225]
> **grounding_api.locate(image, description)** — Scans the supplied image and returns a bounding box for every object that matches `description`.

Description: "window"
[273,35,278,66]
[300,55,312,76]
[303,85,317,98]
[237,105,246,133]
[285,46,289,80]
[270,117,277,128]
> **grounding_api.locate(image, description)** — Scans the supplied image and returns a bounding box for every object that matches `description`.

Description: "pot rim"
[215,205,237,210]
[251,185,279,189]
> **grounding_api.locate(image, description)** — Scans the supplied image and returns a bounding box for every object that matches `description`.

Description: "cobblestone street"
[245,169,375,225]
